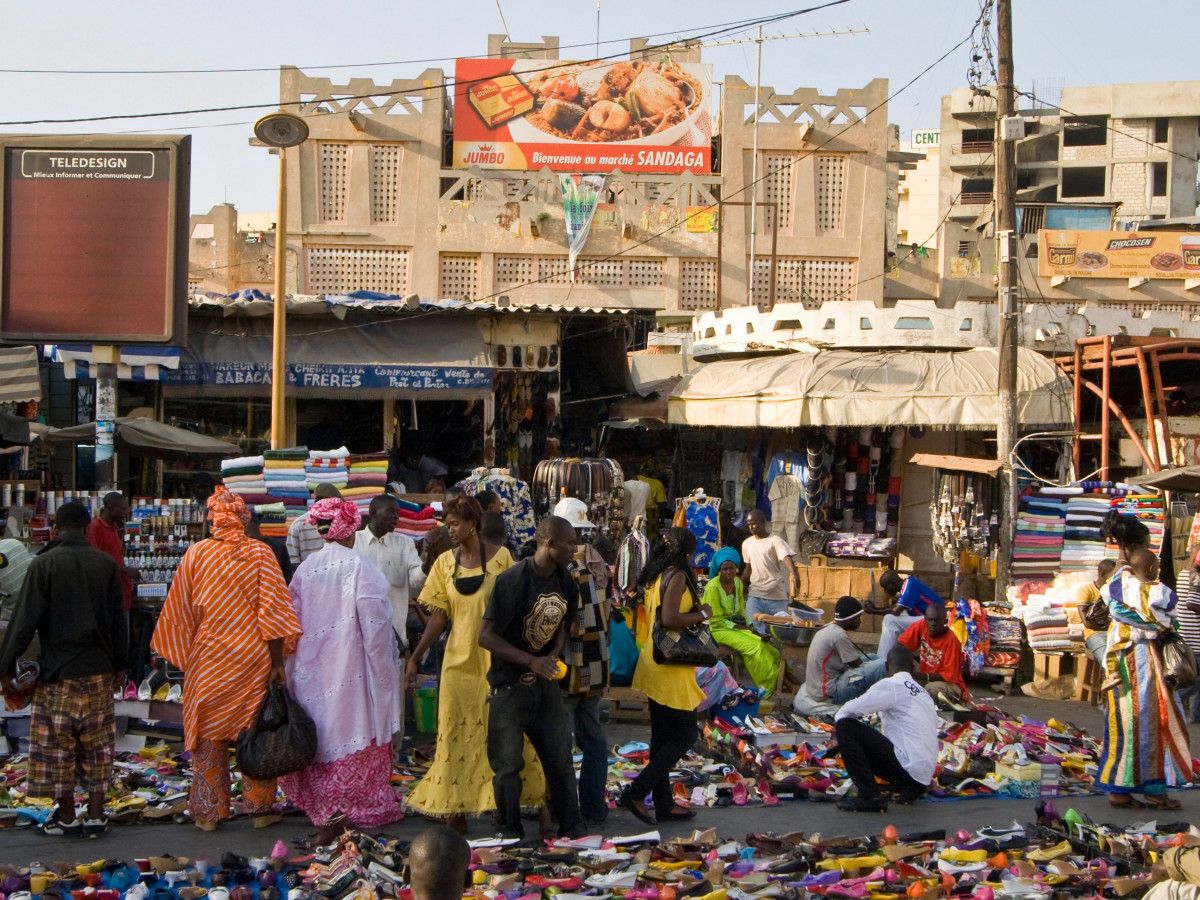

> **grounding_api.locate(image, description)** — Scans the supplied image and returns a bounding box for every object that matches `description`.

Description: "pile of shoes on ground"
[6,809,1200,900]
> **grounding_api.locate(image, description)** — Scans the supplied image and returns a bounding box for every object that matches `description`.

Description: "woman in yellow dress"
[618,527,707,825]
[405,496,545,832]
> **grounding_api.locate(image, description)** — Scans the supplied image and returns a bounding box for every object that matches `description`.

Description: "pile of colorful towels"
[345,453,389,514]
[263,447,310,516]
[306,446,349,491]
[221,455,268,504]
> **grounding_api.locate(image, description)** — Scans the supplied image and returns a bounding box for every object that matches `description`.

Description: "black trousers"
[623,700,698,814]
[835,717,924,798]
[487,679,582,838]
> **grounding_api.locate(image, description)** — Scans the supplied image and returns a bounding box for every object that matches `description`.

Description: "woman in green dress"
[702,547,781,692]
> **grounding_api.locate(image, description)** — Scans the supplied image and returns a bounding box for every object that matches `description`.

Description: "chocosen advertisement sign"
[0,134,190,344]
[453,57,713,174]
[1038,228,1200,280]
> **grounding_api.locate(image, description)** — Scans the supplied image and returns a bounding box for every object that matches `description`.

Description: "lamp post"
[253,112,309,449]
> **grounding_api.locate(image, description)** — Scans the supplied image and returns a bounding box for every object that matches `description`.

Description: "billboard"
[453,57,712,174]
[0,134,190,344]
[1038,229,1200,280]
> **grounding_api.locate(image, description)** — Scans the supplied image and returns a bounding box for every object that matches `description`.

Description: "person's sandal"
[617,793,655,826]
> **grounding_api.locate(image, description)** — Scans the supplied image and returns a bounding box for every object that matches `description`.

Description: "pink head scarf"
[308,497,361,542]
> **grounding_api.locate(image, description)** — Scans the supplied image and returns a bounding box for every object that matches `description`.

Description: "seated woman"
[702,547,782,693]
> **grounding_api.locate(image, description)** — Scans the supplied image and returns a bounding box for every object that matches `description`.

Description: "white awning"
[0,346,41,403]
[667,347,1072,429]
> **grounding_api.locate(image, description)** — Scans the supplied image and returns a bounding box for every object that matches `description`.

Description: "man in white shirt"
[287,484,342,570]
[741,510,802,635]
[354,494,426,746]
[833,646,940,813]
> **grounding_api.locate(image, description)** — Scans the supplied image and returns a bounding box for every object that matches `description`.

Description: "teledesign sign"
[0,135,190,345]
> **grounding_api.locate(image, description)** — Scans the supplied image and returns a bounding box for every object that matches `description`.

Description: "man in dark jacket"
[0,501,126,838]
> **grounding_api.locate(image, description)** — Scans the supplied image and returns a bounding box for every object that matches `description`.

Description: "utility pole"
[994,0,1019,597]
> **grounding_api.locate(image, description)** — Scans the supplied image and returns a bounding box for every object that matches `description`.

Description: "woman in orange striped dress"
[151,487,302,831]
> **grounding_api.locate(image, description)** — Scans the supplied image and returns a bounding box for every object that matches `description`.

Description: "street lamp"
[254,112,309,449]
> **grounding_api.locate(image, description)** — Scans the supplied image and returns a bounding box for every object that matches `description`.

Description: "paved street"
[1,693,1195,864]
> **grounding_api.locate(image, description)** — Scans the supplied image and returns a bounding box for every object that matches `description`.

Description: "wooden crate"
[604,687,650,723]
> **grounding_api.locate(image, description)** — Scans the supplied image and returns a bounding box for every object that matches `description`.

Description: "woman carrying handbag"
[618,527,711,826]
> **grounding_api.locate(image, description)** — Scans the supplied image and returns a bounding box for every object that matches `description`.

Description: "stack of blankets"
[221,455,268,505]
[346,453,390,513]
[1112,491,1166,554]
[253,501,289,538]
[1060,488,1116,575]
[1022,604,1079,653]
[1010,492,1067,582]
[264,447,310,515]
[395,497,438,542]
[306,447,349,491]
[985,613,1023,668]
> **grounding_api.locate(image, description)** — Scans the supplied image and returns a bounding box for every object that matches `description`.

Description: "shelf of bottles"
[127,498,205,599]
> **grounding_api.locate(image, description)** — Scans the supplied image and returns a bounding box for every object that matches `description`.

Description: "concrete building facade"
[244,36,893,317]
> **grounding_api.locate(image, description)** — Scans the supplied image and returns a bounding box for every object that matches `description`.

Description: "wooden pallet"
[604,687,650,723]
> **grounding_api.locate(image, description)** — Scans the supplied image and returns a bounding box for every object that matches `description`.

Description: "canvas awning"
[667,348,1073,429]
[0,346,41,403]
[45,417,240,459]
[1127,465,1200,493]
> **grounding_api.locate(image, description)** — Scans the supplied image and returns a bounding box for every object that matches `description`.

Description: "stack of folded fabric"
[253,501,289,538]
[395,500,438,541]
[1024,606,1075,652]
[221,455,268,505]
[264,447,310,514]
[1009,491,1066,582]
[1112,491,1166,554]
[985,614,1022,668]
[306,446,350,491]
[346,452,390,513]
[1060,490,1115,574]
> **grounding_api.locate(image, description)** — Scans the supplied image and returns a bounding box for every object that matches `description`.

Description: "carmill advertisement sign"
[452,57,713,174]
[1038,229,1200,280]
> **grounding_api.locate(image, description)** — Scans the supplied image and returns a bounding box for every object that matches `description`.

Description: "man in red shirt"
[86,493,139,612]
[897,603,969,702]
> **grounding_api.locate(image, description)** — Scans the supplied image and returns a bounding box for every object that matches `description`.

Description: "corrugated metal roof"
[189,290,635,317]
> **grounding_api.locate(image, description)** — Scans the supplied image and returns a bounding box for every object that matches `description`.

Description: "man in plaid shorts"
[0,501,126,838]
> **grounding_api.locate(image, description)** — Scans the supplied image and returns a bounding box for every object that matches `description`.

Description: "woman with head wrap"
[702,546,782,692]
[279,498,402,829]
[151,486,301,832]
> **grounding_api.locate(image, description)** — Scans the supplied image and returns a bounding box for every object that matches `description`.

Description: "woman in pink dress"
[279,498,402,828]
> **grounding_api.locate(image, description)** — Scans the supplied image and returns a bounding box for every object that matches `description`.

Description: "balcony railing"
[958,192,992,205]
[954,141,993,154]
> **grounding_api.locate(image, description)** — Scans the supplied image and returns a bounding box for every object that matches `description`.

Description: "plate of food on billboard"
[453,57,713,174]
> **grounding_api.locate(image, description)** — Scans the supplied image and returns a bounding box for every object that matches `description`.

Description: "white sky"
[1,0,1193,214]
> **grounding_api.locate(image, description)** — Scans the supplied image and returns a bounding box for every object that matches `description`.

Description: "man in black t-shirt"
[480,515,585,840]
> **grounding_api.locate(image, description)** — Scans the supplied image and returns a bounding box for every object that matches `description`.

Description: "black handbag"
[650,573,718,667]
[1159,630,1198,689]
[236,684,318,780]
[1082,598,1111,632]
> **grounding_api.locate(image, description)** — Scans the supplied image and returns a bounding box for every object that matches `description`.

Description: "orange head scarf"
[207,485,251,547]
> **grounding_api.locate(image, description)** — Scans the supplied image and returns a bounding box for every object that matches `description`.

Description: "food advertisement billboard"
[1038,229,1200,280]
[453,57,712,174]
[0,134,190,344]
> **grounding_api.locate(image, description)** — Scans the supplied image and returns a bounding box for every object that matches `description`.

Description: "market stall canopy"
[0,346,41,403]
[44,417,240,459]
[1127,465,1200,493]
[667,348,1073,429]
[606,376,680,428]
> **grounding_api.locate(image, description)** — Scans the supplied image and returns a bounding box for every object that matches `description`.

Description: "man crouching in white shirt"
[834,646,939,813]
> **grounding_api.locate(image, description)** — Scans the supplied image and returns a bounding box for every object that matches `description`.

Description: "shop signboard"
[452,57,712,174]
[0,134,190,344]
[173,360,494,391]
[1038,229,1200,280]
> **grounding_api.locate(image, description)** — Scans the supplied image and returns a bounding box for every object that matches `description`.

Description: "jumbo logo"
[464,144,506,165]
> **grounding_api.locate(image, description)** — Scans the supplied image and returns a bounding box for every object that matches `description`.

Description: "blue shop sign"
[173,360,493,390]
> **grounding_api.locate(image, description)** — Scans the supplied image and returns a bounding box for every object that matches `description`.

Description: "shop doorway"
[393,398,484,485]
[297,399,383,454]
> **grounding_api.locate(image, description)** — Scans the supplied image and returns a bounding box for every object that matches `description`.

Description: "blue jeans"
[746,595,788,635]
[1085,632,1107,668]
[564,693,608,823]
[828,656,888,704]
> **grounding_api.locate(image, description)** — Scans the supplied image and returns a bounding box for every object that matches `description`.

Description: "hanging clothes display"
[767,474,803,548]
[455,468,537,549]
[676,490,721,571]
[931,469,999,565]
[531,457,626,543]
[615,517,651,605]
